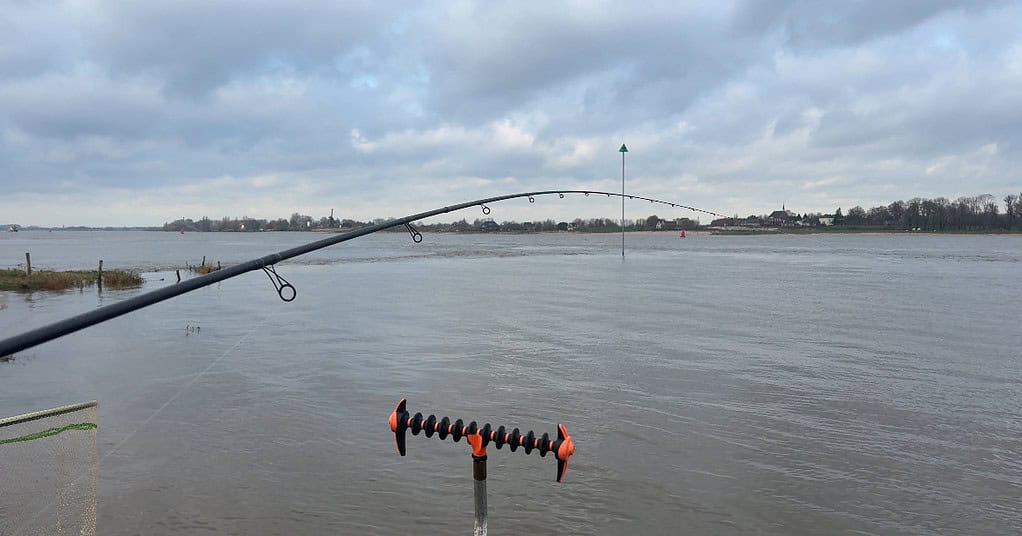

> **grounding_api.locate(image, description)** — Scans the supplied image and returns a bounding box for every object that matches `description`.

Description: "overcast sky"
[2,1,1020,226]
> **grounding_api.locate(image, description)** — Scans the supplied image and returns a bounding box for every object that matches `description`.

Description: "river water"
[1,230,1020,535]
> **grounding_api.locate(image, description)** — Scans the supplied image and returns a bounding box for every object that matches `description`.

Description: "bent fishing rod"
[0,189,725,358]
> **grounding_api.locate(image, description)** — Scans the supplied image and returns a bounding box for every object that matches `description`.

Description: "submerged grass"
[102,270,145,287]
[0,268,143,291]
[190,261,221,274]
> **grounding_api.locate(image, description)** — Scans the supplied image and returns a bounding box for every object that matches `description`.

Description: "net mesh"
[0,401,98,536]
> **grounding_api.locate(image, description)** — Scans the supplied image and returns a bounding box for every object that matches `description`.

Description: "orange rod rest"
[389,398,575,482]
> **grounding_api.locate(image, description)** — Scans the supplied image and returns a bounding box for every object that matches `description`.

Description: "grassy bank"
[0,269,143,291]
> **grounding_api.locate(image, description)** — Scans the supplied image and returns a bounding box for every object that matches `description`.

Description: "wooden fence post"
[97,260,103,287]
[25,252,31,276]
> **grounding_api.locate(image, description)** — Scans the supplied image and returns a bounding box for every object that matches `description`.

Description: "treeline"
[415,219,562,232]
[835,193,1022,231]
[160,192,1022,234]
[162,213,364,232]
[163,214,698,233]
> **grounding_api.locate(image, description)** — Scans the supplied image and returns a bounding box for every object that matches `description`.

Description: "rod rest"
[389,398,575,482]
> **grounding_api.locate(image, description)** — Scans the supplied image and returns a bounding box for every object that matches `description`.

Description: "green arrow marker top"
[619,144,628,152]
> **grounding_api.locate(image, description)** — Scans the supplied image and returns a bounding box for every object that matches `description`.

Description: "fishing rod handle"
[389,399,575,482]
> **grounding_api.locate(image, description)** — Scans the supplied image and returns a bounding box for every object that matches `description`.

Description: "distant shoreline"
[4,227,1021,236]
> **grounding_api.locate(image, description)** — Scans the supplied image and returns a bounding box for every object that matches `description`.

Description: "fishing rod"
[0,189,726,358]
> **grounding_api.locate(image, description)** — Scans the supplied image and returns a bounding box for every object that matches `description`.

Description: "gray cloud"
[76,1,390,96]
[734,0,1006,50]
[1,0,1019,226]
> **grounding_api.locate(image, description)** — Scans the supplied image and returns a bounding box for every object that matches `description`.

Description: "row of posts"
[23,252,104,285]
[22,253,102,278]
[23,252,212,283]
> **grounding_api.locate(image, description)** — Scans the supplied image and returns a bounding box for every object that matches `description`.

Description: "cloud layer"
[2,0,1019,225]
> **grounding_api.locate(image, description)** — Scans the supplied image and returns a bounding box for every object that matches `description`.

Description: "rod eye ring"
[584,192,589,197]
[405,223,423,243]
[559,193,564,198]
[482,205,491,215]
[262,264,296,302]
[528,196,535,203]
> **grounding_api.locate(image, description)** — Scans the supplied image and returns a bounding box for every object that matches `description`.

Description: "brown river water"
[1,230,1020,534]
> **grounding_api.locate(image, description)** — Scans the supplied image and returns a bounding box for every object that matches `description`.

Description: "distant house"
[768,206,803,226]
[710,216,755,228]
[818,216,834,226]
[479,220,500,232]
[557,222,569,231]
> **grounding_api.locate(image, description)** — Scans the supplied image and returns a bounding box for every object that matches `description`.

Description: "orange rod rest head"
[388,405,399,433]
[555,423,575,482]
[389,398,408,456]
[466,433,487,457]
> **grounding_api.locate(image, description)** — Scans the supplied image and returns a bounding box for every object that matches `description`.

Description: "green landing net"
[0,401,98,536]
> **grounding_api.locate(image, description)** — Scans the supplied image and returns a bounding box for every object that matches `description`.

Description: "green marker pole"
[619,144,628,258]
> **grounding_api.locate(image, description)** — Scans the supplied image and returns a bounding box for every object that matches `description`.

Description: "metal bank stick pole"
[469,434,488,535]
[389,399,575,535]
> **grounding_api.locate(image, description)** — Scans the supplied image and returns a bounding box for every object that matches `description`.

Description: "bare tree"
[1004,194,1018,230]
[847,206,867,225]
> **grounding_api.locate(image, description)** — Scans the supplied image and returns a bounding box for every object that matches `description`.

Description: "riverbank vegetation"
[0,269,143,291]
[159,214,701,234]
[154,192,1020,234]
[8,191,1001,235]
[712,193,1022,233]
